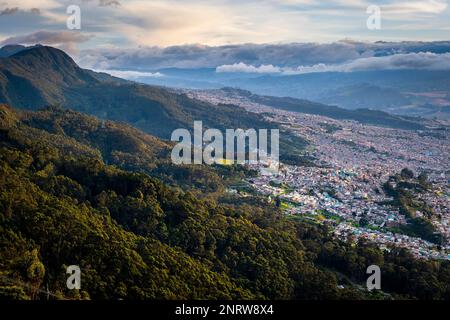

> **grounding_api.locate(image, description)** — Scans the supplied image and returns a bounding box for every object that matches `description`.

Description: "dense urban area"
[188,89,450,261]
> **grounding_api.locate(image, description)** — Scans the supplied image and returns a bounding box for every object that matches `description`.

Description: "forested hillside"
[0,46,307,165]
[0,104,448,300]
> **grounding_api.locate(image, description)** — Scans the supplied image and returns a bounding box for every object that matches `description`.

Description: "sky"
[0,0,450,74]
[0,0,449,49]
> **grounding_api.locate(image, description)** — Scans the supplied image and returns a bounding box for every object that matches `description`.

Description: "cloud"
[216,52,450,75]
[2,0,450,49]
[0,7,19,16]
[0,30,92,46]
[216,62,281,73]
[98,0,121,6]
[83,0,121,7]
[0,30,93,54]
[82,0,121,6]
[95,69,164,79]
[77,41,450,71]
[332,51,450,72]
[30,8,41,14]
[0,1,59,11]
[0,6,41,16]
[383,0,448,15]
[78,42,368,70]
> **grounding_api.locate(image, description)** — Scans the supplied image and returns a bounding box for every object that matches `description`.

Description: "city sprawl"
[188,89,450,260]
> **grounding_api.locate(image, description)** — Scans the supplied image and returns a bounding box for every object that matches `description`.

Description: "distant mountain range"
[203,88,427,131]
[128,67,450,119]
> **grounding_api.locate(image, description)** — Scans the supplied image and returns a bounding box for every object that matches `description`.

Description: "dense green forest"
[383,169,444,245]
[0,104,448,300]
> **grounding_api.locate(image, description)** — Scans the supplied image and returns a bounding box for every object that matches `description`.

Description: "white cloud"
[216,62,281,73]
[215,52,450,74]
[336,51,450,72]
[95,69,164,79]
[383,0,448,15]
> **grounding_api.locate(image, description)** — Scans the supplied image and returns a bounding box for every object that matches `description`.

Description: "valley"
[0,45,448,301]
[187,88,450,260]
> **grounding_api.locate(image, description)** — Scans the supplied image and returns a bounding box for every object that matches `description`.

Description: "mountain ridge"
[0,45,309,165]
[0,46,271,136]
[215,87,426,130]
